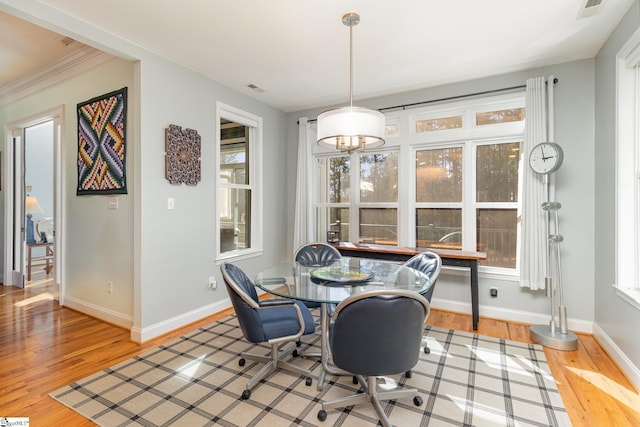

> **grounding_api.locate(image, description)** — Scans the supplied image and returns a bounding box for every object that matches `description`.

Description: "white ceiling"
[0,0,635,112]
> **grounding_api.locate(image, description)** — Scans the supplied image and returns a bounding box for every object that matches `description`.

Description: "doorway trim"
[4,105,64,301]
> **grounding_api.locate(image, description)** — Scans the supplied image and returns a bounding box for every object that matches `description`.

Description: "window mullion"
[463,142,476,252]
[349,152,360,242]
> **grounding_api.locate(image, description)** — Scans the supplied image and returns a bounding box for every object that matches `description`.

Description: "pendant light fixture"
[317,13,385,153]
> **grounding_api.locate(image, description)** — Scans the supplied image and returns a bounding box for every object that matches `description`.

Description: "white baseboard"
[130,298,232,343]
[63,295,133,330]
[593,323,640,392]
[431,297,593,334]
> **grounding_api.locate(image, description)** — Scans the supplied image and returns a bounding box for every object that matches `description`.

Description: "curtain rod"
[301,78,558,123]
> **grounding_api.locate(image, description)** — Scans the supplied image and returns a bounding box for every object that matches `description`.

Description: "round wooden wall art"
[165,124,201,185]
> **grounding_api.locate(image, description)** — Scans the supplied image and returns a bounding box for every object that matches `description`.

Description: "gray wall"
[287,59,596,325]
[594,2,640,371]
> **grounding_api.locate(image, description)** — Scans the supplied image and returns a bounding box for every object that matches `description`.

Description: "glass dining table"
[255,257,432,390]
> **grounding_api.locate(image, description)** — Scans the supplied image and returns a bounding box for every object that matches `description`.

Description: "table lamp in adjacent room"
[25,195,43,244]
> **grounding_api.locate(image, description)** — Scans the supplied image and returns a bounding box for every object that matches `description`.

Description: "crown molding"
[0,46,115,107]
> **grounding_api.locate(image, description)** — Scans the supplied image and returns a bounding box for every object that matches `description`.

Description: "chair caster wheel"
[317,410,327,421]
[293,349,298,357]
[305,377,312,386]
[424,346,430,354]
[238,358,245,367]
[296,340,302,347]
[405,370,412,378]
[352,376,358,384]
[413,396,423,406]
[242,389,251,400]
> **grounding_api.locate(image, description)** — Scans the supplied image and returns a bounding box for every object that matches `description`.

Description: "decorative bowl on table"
[310,266,373,284]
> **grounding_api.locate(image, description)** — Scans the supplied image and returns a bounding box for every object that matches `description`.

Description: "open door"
[9,130,26,288]
[4,109,61,297]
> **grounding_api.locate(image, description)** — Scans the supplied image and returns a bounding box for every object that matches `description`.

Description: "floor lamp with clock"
[528,142,578,351]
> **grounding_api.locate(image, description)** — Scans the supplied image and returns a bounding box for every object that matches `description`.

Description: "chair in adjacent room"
[36,217,54,243]
[403,251,442,355]
[317,289,430,427]
[220,262,316,399]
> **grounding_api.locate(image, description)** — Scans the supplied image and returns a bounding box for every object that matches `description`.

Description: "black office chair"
[221,262,316,399]
[317,289,430,427]
[404,251,442,355]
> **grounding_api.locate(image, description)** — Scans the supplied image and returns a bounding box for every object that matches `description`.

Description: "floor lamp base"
[530,324,578,351]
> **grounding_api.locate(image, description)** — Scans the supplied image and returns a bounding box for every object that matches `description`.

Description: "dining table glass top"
[255,257,432,305]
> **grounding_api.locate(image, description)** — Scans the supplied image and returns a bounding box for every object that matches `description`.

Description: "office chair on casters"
[294,242,342,272]
[402,251,441,379]
[221,262,316,400]
[317,289,430,427]
[292,242,342,354]
[404,251,441,353]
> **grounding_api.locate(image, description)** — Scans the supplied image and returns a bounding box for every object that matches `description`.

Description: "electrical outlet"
[208,276,217,290]
[490,287,498,297]
[107,281,113,294]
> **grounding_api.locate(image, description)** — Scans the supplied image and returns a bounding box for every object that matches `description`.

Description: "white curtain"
[519,77,553,290]
[293,118,315,252]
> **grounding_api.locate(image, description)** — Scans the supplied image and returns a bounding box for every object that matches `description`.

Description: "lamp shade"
[25,196,43,215]
[317,106,385,152]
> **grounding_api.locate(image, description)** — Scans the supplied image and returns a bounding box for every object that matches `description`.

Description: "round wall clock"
[529,142,564,174]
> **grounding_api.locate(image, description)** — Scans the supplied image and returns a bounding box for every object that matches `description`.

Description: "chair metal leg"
[241,343,314,396]
[319,374,420,427]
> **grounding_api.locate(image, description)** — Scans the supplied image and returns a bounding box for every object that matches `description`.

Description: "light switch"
[108,197,118,210]
[167,198,175,210]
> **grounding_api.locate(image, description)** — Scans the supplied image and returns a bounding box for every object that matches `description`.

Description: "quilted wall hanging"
[165,124,201,185]
[77,87,128,195]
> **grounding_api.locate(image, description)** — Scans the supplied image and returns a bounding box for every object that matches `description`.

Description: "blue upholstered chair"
[403,251,442,356]
[292,242,342,355]
[317,289,430,426]
[294,242,342,308]
[221,262,316,399]
[294,242,342,271]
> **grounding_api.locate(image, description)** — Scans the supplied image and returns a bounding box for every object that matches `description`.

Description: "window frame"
[316,148,400,244]
[215,102,263,261]
[313,93,525,277]
[614,28,640,309]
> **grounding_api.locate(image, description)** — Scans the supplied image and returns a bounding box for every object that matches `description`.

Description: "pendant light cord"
[349,18,353,109]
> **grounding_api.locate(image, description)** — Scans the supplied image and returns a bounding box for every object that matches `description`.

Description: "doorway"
[3,107,63,300]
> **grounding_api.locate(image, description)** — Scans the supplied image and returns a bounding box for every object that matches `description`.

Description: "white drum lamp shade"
[317,106,385,151]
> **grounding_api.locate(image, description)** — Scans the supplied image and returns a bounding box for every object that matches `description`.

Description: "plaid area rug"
[50,315,571,426]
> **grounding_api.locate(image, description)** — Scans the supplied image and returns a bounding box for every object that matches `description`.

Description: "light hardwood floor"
[2,280,639,426]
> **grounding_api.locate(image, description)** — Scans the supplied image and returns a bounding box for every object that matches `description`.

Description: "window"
[317,151,399,245]
[216,103,262,259]
[314,94,525,273]
[414,140,521,268]
[415,114,463,133]
[415,146,463,248]
[614,29,640,308]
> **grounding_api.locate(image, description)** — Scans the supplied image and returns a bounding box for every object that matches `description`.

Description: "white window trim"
[614,28,640,309]
[215,102,263,262]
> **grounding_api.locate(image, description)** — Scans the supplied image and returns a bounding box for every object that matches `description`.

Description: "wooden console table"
[27,242,54,281]
[331,242,487,330]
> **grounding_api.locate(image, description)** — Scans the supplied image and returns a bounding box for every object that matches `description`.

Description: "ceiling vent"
[579,0,605,18]
[247,83,265,93]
